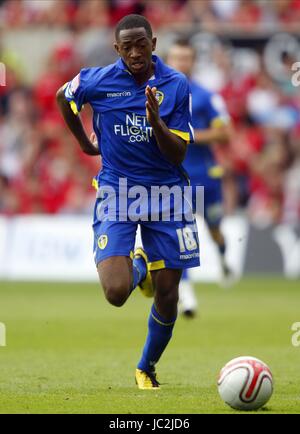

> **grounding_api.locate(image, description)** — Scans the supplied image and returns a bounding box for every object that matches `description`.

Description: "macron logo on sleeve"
[106,91,132,98]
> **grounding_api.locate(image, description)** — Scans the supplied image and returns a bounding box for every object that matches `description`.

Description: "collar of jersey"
[116,55,163,80]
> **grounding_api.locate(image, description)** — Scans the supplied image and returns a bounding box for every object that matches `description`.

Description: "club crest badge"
[98,235,108,250]
[155,90,164,106]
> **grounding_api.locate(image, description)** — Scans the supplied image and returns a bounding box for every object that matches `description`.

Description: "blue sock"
[131,255,147,291]
[137,304,177,372]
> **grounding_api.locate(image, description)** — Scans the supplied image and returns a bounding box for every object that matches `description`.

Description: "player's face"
[167,45,195,77]
[114,27,156,77]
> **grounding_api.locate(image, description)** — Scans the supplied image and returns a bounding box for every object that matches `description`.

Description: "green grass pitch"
[0,277,299,414]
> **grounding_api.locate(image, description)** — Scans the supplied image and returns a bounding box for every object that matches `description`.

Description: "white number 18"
[176,227,198,252]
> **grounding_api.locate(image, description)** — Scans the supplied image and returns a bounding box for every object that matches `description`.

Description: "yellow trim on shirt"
[169,129,190,144]
[211,116,227,129]
[92,178,99,191]
[208,165,225,179]
[63,82,81,115]
[70,100,79,115]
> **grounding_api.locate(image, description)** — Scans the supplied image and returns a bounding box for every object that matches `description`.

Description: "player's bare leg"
[152,268,181,319]
[97,250,151,307]
[97,256,133,307]
[135,268,181,389]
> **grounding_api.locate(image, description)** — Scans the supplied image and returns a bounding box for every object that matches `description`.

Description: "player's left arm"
[194,94,232,145]
[193,121,232,145]
[145,85,187,166]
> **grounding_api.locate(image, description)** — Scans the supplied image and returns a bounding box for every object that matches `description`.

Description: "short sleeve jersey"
[64,55,194,187]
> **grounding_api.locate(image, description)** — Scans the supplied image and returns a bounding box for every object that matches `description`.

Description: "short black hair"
[115,14,153,40]
[172,38,196,55]
[172,38,196,51]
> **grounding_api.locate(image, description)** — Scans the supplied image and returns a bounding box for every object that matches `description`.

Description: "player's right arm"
[56,70,100,156]
[56,86,100,156]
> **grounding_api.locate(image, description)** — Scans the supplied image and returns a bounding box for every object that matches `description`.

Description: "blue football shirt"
[64,55,194,188]
[183,80,230,184]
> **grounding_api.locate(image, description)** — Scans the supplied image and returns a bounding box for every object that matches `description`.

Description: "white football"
[217,356,273,411]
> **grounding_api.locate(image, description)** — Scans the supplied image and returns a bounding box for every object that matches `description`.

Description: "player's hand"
[145,85,160,127]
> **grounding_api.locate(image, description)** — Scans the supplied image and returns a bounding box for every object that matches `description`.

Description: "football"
[218,356,273,411]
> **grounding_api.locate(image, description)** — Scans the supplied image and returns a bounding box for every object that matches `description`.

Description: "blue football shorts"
[92,183,200,271]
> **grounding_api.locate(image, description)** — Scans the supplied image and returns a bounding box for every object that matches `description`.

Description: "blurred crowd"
[0,0,300,32]
[0,35,98,215]
[0,0,300,226]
